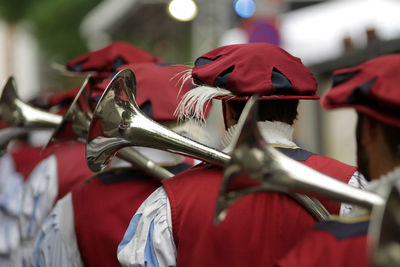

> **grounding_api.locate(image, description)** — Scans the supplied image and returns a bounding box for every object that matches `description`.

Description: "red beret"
[96,63,193,121]
[48,87,80,107]
[48,78,99,115]
[192,43,318,100]
[66,42,161,77]
[321,54,400,127]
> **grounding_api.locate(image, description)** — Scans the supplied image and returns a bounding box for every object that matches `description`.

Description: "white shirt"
[11,155,59,267]
[0,141,59,266]
[0,154,24,259]
[0,152,57,267]
[33,193,83,267]
[117,121,366,267]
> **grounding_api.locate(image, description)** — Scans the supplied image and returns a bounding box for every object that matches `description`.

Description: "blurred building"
[282,0,400,165]
[0,22,40,101]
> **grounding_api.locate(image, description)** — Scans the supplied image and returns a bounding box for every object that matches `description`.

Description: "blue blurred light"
[234,0,256,18]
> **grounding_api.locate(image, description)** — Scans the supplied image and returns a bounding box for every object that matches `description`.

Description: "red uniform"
[46,141,93,200]
[5,140,91,201]
[19,140,93,241]
[72,164,191,267]
[277,218,370,267]
[9,142,49,180]
[162,147,357,267]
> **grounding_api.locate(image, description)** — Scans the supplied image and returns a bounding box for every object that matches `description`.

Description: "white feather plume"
[174,85,231,122]
[172,68,192,96]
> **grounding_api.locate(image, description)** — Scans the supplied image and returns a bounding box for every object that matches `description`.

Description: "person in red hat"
[7,42,165,266]
[276,54,400,267]
[5,86,93,266]
[0,127,47,265]
[0,77,86,265]
[31,62,206,267]
[117,43,366,267]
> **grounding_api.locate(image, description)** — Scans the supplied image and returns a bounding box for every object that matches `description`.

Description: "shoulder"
[276,146,355,171]
[277,216,370,267]
[275,147,314,161]
[303,150,357,181]
[162,163,222,188]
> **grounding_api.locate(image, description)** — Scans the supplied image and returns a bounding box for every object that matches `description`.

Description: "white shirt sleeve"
[0,173,24,266]
[33,193,83,267]
[0,153,25,216]
[118,186,176,267]
[0,211,21,256]
[0,154,24,261]
[340,170,368,216]
[19,155,59,242]
[0,153,18,189]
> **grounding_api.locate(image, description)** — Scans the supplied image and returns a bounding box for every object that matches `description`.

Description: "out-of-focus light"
[234,0,256,18]
[168,0,198,22]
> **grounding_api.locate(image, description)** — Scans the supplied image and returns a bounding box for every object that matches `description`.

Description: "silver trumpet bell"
[39,74,173,180]
[0,75,171,180]
[215,97,384,223]
[85,68,230,173]
[0,77,62,129]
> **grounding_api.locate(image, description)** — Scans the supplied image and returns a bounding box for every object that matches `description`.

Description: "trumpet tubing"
[117,148,173,180]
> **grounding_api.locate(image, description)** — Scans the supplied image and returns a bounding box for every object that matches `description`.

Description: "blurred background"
[1,0,399,165]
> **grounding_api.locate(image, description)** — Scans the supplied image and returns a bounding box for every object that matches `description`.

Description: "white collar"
[367,166,400,197]
[221,120,297,153]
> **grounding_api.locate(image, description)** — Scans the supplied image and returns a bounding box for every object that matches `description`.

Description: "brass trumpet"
[42,74,173,180]
[215,97,384,222]
[86,68,383,222]
[0,75,171,180]
[0,77,62,129]
[86,68,230,172]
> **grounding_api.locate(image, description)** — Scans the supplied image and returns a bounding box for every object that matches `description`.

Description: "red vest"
[9,140,91,201]
[72,169,169,267]
[162,148,357,267]
[277,219,370,267]
[9,142,48,180]
[48,141,93,200]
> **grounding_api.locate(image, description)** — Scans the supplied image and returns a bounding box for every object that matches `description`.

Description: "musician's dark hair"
[226,99,299,125]
[378,120,400,161]
[359,113,400,161]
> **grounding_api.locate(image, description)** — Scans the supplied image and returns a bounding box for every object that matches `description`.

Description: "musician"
[117,43,366,267]
[8,42,163,266]
[32,62,206,267]
[0,82,88,265]
[0,124,53,265]
[277,54,400,267]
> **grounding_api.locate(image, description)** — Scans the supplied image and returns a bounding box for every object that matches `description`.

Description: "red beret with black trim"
[192,43,318,100]
[321,54,400,127]
[66,42,161,77]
